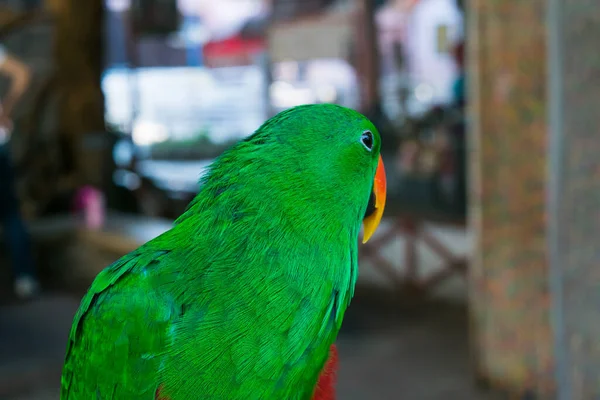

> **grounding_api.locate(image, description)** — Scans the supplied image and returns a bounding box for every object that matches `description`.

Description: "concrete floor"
[0,295,75,400]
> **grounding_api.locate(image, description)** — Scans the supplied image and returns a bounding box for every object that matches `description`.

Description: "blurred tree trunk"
[14,0,106,216]
[48,0,105,187]
[0,1,104,217]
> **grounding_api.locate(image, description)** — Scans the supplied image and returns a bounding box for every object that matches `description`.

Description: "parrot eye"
[361,130,373,151]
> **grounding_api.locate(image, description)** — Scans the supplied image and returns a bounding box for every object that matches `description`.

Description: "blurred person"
[376,0,417,120]
[404,0,464,105]
[376,0,419,76]
[0,43,38,299]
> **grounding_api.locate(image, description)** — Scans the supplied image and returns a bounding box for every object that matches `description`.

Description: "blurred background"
[0,0,598,398]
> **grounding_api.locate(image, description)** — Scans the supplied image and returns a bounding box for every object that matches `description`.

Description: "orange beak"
[362,155,387,243]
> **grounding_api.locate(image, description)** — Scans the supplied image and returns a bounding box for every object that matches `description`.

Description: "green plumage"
[61,104,381,399]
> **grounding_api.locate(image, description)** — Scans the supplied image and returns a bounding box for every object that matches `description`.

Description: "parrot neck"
[180,152,369,248]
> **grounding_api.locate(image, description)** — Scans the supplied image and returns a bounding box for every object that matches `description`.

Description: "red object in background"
[312,344,339,400]
[203,35,265,67]
[453,40,465,70]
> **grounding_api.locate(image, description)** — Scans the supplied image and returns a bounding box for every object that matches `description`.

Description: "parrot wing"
[61,249,175,399]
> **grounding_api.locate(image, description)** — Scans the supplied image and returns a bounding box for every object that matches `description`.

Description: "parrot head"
[193,103,386,244]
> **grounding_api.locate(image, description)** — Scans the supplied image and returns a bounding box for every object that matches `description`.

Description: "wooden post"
[355,0,381,113]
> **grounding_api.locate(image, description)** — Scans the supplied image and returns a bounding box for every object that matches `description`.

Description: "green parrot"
[61,103,387,400]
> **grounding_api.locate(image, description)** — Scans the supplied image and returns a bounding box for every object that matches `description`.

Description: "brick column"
[469,0,600,397]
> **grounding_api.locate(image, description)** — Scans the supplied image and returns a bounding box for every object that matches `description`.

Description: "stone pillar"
[469,0,600,398]
[547,0,600,398]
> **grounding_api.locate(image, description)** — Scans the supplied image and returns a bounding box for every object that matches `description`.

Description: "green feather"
[61,104,382,399]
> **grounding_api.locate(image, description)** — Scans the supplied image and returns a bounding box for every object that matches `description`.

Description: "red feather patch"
[155,384,170,400]
[312,344,339,400]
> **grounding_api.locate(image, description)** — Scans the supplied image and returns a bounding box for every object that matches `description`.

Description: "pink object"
[73,185,105,230]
